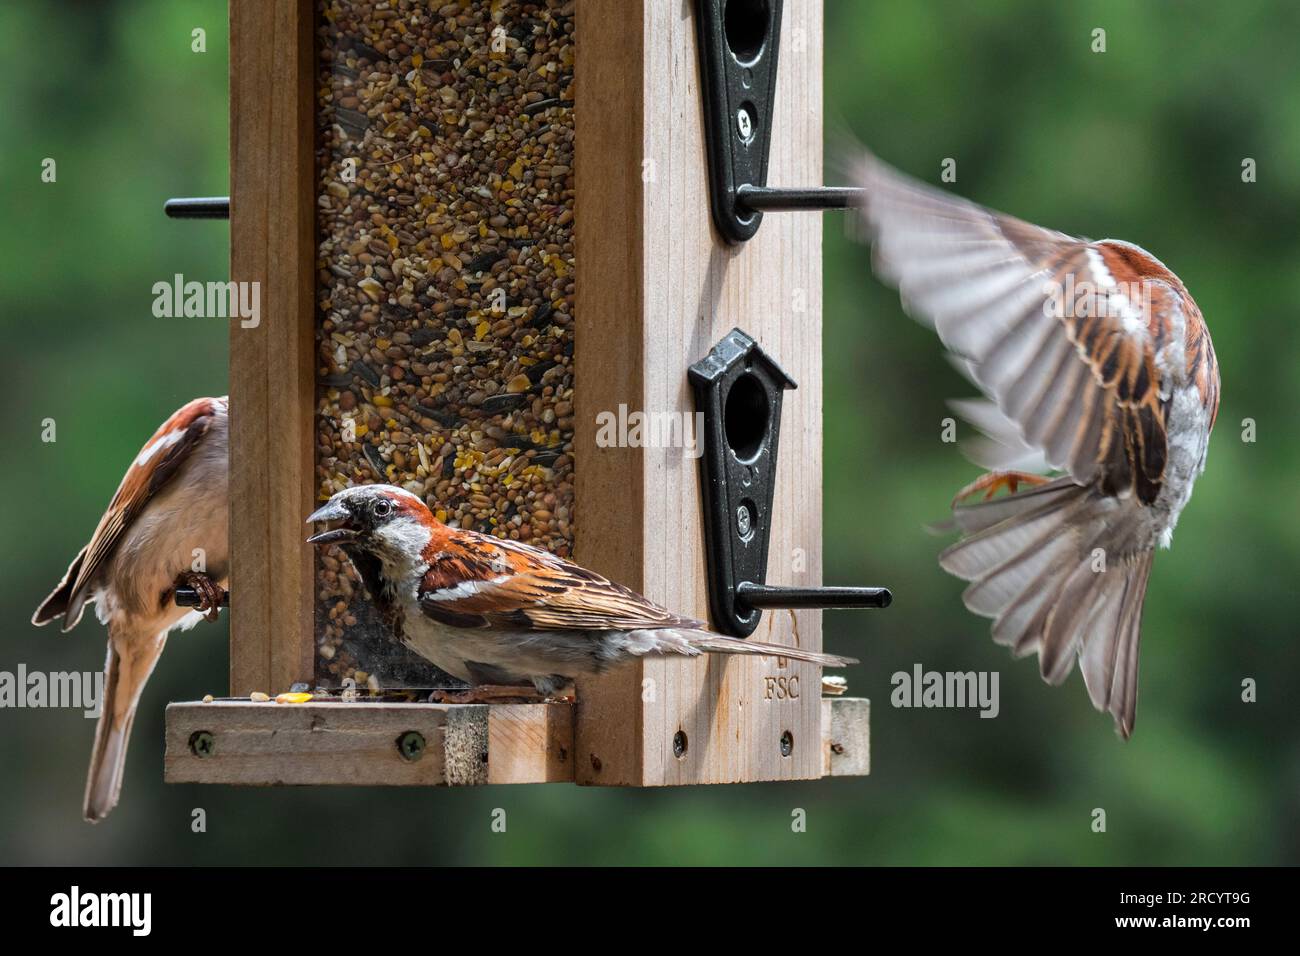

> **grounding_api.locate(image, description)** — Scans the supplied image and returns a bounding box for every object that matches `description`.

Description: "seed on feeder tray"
[275,692,314,704]
[821,675,848,697]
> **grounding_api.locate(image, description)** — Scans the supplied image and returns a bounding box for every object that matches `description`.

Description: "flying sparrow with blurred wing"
[32,396,229,820]
[307,484,854,698]
[852,152,1220,737]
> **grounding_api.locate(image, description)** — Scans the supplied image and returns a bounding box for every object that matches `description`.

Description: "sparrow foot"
[952,470,1050,507]
[179,571,224,622]
[429,685,551,705]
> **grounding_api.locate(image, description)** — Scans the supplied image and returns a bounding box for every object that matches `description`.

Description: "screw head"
[189,730,215,758]
[736,503,752,539]
[736,106,754,141]
[396,730,426,762]
[673,730,688,759]
[779,730,794,757]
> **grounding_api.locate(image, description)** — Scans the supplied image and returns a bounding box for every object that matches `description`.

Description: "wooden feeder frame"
[164,0,869,790]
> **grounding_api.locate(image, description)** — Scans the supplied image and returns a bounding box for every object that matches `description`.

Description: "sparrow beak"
[306,500,358,545]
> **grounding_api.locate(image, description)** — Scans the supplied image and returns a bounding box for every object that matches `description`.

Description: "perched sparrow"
[852,151,1220,737]
[307,484,854,696]
[33,396,229,820]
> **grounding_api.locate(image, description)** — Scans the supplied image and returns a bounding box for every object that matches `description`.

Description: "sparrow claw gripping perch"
[178,571,224,622]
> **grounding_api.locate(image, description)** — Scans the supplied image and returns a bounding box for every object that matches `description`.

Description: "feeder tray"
[164,697,869,786]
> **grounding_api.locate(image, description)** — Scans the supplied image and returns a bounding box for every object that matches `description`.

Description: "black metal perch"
[737,583,891,611]
[164,197,230,219]
[735,185,866,212]
[174,587,230,609]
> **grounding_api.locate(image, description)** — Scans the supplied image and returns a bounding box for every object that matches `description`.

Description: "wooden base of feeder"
[164,697,869,787]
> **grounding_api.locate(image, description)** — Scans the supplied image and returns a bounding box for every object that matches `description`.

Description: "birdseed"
[312,0,576,687]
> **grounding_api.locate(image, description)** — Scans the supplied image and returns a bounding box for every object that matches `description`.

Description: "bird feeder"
[164,0,881,789]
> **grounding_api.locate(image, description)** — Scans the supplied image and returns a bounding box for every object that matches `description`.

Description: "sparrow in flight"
[33,396,229,820]
[307,484,854,697]
[852,151,1220,737]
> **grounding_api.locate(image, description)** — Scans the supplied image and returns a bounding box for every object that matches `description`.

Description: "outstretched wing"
[853,151,1187,504]
[418,532,704,632]
[56,396,227,629]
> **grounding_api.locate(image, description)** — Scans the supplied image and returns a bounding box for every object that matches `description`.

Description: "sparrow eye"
[372,499,393,519]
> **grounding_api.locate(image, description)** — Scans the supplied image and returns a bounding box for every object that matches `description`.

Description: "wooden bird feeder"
[164,0,878,790]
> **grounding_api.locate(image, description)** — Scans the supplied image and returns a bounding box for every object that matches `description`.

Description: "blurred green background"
[2,0,1296,865]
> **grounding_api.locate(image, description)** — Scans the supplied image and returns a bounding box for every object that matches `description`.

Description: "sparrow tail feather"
[84,629,167,822]
[938,476,1151,738]
[679,631,856,667]
[611,627,855,667]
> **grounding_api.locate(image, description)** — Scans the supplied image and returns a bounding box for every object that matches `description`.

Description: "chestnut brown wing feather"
[854,153,1171,503]
[418,533,703,632]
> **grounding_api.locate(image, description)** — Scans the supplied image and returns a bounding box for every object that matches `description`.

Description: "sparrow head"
[306,485,437,560]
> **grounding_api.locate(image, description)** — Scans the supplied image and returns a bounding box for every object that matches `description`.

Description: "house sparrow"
[32,396,229,821]
[307,484,855,697]
[852,151,1220,737]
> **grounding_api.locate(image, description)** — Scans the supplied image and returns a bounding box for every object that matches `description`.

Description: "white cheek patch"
[374,517,432,557]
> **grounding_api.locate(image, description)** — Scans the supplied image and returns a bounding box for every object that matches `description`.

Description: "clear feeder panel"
[313,0,576,689]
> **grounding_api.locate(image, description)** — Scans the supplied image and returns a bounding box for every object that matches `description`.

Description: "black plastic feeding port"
[165,197,230,219]
[689,329,891,636]
[693,0,866,242]
[693,0,784,243]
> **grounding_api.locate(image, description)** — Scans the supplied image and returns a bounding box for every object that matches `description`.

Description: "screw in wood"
[779,730,794,757]
[673,730,689,759]
[189,731,215,759]
[396,730,426,762]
